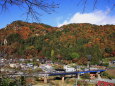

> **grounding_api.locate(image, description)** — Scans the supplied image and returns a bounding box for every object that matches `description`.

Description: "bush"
[102,63,109,67]
[101,71,114,79]
[77,80,88,86]
[1,77,18,86]
[81,73,90,79]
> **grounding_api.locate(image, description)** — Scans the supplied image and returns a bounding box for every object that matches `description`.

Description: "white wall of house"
[39,64,54,72]
[64,65,76,72]
[9,63,19,68]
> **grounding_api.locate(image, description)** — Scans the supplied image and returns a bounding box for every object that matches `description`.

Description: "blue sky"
[0,0,115,29]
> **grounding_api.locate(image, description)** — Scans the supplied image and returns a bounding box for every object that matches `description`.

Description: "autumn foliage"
[0,21,115,64]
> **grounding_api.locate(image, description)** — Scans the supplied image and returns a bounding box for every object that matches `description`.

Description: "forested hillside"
[0,21,115,64]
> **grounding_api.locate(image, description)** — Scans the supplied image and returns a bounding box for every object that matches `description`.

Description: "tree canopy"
[0,21,114,64]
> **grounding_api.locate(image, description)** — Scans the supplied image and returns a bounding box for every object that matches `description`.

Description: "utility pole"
[74,66,78,86]
[86,55,92,82]
[87,55,92,71]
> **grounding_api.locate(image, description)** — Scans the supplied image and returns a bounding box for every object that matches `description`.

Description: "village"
[1,57,115,86]
[0,58,106,74]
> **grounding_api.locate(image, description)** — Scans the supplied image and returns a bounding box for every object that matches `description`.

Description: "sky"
[0,0,115,29]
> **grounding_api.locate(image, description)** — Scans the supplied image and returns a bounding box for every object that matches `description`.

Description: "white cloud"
[58,10,115,27]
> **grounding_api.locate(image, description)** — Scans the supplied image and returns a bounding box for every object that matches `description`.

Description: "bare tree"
[0,0,114,21]
[0,0,59,21]
[75,0,115,13]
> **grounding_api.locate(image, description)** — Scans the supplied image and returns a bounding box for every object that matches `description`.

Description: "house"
[90,67,98,70]
[36,59,39,61]
[27,63,33,67]
[90,74,96,79]
[19,59,25,62]
[84,67,98,71]
[33,66,38,69]
[20,63,26,69]
[55,69,65,73]
[0,58,5,63]
[9,63,19,68]
[63,65,76,72]
[39,64,54,73]
[45,60,53,64]
[109,60,115,67]
[111,60,115,64]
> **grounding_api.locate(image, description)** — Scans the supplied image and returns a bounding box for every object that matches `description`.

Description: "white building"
[39,64,54,72]
[63,65,76,72]
[9,63,19,68]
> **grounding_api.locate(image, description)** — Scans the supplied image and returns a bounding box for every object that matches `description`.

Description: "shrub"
[81,73,90,79]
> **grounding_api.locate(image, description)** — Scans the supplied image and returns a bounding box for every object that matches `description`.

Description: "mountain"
[0,21,115,64]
